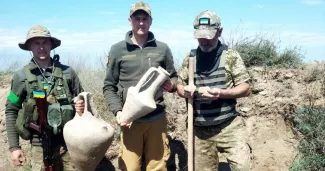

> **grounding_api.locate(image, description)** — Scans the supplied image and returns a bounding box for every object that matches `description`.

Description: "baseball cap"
[193,10,221,39]
[130,1,151,16]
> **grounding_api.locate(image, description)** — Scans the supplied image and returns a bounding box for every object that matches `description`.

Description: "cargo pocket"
[15,109,31,140]
[16,99,36,140]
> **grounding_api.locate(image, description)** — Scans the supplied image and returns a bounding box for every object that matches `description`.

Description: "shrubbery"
[233,36,304,68]
[290,107,325,171]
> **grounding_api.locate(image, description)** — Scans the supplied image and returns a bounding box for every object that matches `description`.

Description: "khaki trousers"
[118,115,170,171]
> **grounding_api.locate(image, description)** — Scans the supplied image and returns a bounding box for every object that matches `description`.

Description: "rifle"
[29,90,54,171]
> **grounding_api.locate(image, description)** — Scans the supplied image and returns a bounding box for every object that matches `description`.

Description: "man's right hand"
[116,111,131,127]
[11,149,26,166]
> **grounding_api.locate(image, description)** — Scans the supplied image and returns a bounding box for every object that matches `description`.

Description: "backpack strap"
[189,49,196,57]
[221,44,228,51]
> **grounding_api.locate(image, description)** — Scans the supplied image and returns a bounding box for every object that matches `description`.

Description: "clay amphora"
[119,66,170,123]
[63,92,115,171]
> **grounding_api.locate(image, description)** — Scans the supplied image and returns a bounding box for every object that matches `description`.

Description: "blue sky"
[0,0,324,69]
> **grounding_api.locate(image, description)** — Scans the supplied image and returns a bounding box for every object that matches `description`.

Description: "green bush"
[233,36,304,68]
[272,46,304,68]
[290,107,325,171]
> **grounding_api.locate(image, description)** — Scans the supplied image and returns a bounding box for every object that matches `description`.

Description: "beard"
[199,43,217,52]
[199,38,219,52]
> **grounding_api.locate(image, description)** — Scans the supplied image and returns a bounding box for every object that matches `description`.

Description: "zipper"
[141,49,145,74]
[148,57,151,67]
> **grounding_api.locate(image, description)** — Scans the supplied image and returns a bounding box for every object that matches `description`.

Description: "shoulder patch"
[7,90,21,107]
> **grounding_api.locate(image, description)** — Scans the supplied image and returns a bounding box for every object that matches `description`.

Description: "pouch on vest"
[47,103,62,135]
[50,78,74,135]
[15,98,36,140]
[47,102,74,135]
[61,104,74,128]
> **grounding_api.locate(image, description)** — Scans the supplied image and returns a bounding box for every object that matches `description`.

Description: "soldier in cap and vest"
[176,10,252,171]
[101,1,178,170]
[5,25,85,171]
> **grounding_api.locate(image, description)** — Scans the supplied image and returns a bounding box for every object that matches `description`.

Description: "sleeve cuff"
[113,108,122,116]
[170,78,178,92]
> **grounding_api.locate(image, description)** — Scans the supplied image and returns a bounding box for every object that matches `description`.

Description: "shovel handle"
[188,57,195,171]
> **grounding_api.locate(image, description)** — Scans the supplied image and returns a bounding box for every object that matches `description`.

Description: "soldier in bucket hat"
[176,10,252,170]
[18,25,61,51]
[5,25,85,170]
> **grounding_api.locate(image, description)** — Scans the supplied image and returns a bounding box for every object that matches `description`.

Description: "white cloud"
[221,22,325,48]
[278,31,325,46]
[301,0,325,5]
[0,28,25,48]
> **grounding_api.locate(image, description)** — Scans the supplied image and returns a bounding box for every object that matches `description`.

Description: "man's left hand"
[162,79,174,92]
[202,88,222,100]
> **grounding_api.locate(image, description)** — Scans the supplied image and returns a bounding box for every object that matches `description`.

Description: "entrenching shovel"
[188,56,195,171]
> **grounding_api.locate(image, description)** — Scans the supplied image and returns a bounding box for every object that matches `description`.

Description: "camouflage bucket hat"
[130,1,151,16]
[18,25,61,51]
[193,10,221,39]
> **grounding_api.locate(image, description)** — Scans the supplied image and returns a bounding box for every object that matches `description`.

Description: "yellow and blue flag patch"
[33,91,46,98]
[43,83,49,90]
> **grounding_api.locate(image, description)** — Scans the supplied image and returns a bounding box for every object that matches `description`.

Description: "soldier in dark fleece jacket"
[102,1,177,171]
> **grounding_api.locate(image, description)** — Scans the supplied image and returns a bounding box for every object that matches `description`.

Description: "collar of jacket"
[28,57,55,71]
[125,30,156,47]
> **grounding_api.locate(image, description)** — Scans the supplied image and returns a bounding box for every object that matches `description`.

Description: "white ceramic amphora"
[119,66,170,123]
[63,92,115,171]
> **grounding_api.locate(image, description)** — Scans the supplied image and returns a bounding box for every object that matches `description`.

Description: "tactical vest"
[190,47,238,126]
[15,61,74,140]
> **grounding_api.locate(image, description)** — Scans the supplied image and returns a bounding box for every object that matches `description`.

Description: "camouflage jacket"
[177,48,251,88]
